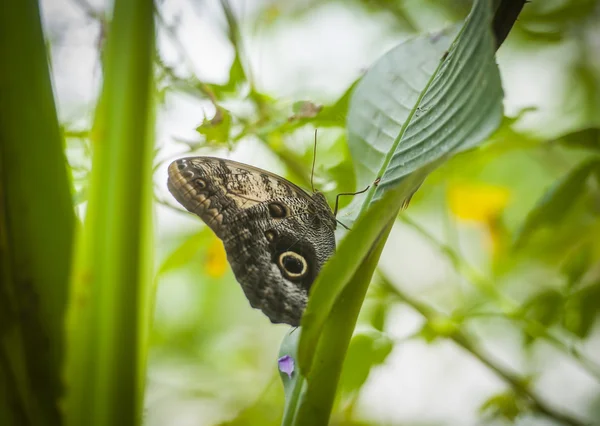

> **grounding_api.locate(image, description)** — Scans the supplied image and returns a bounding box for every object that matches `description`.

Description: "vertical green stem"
[295,222,393,425]
[0,0,75,424]
[63,0,155,424]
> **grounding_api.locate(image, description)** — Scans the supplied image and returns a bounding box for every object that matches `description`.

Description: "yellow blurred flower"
[447,182,511,257]
[447,182,510,223]
[206,237,227,278]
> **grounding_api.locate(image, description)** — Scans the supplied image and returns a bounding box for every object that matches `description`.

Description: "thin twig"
[397,214,600,382]
[381,277,589,426]
[154,7,221,108]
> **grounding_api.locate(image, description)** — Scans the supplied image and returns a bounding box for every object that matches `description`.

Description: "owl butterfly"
[167,156,343,326]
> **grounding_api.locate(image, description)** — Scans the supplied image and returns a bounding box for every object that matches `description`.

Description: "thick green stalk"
[63,0,155,424]
[0,0,75,424]
[295,223,392,425]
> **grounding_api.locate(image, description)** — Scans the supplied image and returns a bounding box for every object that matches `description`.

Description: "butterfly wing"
[167,156,336,326]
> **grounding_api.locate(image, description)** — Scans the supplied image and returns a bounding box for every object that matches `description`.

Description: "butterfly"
[167,156,338,326]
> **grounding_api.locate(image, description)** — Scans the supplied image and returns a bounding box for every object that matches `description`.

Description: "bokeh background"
[42,0,600,425]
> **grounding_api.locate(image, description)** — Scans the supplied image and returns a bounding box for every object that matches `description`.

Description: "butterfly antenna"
[335,219,351,230]
[310,129,318,193]
[334,184,370,217]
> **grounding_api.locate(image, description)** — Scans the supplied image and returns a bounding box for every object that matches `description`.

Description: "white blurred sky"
[40,0,600,425]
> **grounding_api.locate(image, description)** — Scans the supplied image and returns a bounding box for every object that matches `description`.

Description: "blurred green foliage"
[3,0,598,425]
[148,0,600,425]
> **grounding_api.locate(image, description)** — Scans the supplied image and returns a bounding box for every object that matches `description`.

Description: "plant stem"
[0,0,75,424]
[382,278,588,426]
[398,214,600,381]
[63,0,155,423]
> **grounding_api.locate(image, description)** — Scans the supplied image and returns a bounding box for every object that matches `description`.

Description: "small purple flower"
[278,355,294,379]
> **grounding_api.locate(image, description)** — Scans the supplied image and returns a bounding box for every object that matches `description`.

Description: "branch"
[381,277,588,426]
[397,214,600,382]
[492,0,527,49]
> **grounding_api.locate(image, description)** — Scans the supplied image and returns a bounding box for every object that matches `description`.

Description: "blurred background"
[42,0,600,425]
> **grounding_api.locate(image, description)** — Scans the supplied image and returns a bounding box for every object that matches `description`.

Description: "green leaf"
[338,329,393,395]
[345,0,503,224]
[216,377,283,426]
[280,180,420,426]
[347,27,456,197]
[298,167,434,375]
[480,390,524,421]
[196,107,232,145]
[209,55,247,96]
[312,80,359,128]
[361,285,391,332]
[157,229,211,276]
[569,62,600,129]
[418,322,441,344]
[561,243,593,288]
[418,316,461,343]
[558,127,600,152]
[295,219,391,425]
[0,0,75,423]
[303,0,503,353]
[285,168,434,426]
[522,290,564,328]
[563,282,600,339]
[64,0,155,424]
[514,159,600,247]
[256,80,360,142]
[288,1,503,424]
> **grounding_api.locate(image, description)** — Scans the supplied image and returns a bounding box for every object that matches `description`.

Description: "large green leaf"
[0,0,75,424]
[344,0,503,223]
[294,228,390,426]
[297,167,435,375]
[280,167,433,425]
[300,0,502,374]
[286,0,504,424]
